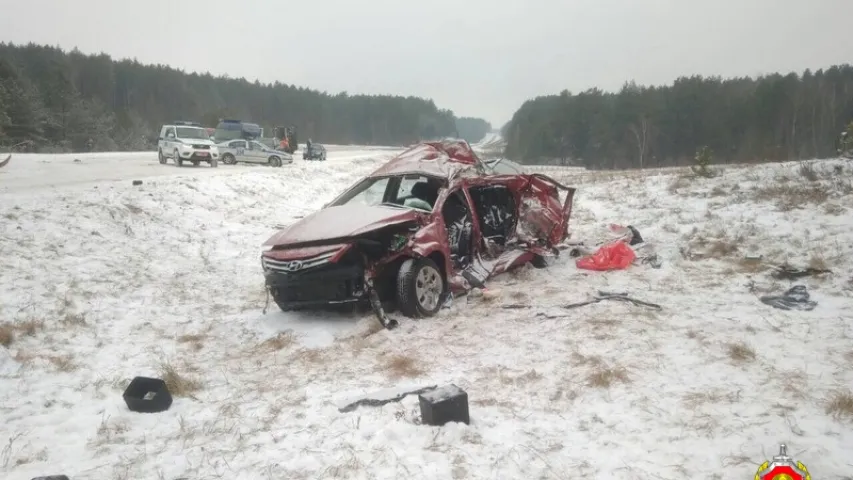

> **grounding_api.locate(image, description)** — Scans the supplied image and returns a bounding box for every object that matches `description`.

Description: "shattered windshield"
[330,175,445,212]
[485,158,525,174]
[332,177,391,208]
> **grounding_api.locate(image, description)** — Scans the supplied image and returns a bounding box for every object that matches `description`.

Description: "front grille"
[275,276,364,303]
[262,250,337,274]
[265,249,364,304]
[192,144,211,149]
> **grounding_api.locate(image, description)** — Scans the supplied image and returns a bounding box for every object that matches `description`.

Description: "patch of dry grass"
[731,256,768,274]
[586,365,630,389]
[726,341,756,363]
[682,388,740,408]
[797,161,820,181]
[752,183,831,210]
[91,415,130,446]
[15,318,44,337]
[258,331,295,351]
[0,324,12,347]
[667,175,692,194]
[177,333,207,351]
[160,361,202,397]
[808,253,829,271]
[60,312,88,327]
[385,353,425,379]
[709,185,728,197]
[47,354,78,372]
[825,390,853,420]
[571,351,630,389]
[823,202,846,215]
[0,318,46,347]
[480,366,543,386]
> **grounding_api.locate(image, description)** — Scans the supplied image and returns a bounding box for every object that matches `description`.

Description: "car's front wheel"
[158,149,166,164]
[396,257,445,318]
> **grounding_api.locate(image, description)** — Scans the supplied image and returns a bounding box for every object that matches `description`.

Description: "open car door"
[517,173,576,247]
[456,173,576,285]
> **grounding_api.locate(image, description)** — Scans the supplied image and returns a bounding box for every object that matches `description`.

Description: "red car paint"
[263,204,424,247]
[261,139,576,313]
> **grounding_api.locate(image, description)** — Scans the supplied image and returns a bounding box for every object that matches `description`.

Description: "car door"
[164,127,177,152]
[460,173,575,276]
[516,173,576,247]
[248,141,269,164]
[232,140,249,163]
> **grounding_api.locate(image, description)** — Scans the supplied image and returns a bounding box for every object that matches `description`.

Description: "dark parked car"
[302,143,326,161]
[260,139,576,329]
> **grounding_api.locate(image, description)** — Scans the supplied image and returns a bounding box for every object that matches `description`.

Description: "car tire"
[158,149,166,164]
[269,156,282,167]
[396,257,445,318]
[210,158,218,168]
[321,153,326,161]
[222,153,236,165]
[174,149,182,167]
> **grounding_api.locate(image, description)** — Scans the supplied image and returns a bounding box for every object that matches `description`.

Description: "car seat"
[409,182,439,207]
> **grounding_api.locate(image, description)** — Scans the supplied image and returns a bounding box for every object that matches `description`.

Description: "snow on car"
[260,139,576,329]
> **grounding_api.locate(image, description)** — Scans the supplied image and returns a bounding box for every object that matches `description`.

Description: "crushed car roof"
[367,139,486,180]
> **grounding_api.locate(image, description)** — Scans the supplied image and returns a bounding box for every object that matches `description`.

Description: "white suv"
[158,122,220,167]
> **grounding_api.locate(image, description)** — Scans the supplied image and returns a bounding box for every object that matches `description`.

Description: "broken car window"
[396,175,443,211]
[485,158,525,175]
[332,177,391,207]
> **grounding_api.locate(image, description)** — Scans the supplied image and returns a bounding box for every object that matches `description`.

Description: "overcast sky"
[1,0,851,126]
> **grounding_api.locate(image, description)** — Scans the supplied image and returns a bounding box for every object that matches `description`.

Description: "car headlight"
[261,244,273,255]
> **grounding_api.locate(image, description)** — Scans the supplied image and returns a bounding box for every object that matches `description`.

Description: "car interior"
[441,189,474,269]
[467,185,517,247]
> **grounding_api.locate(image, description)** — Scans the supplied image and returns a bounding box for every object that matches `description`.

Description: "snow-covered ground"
[0,145,393,193]
[2,151,852,479]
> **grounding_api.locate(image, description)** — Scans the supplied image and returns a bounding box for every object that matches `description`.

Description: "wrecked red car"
[260,139,576,329]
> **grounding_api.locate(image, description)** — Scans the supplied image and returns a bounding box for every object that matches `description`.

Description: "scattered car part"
[419,384,470,426]
[759,285,817,311]
[123,376,173,413]
[501,290,662,311]
[771,264,831,280]
[0,154,10,168]
[337,384,438,413]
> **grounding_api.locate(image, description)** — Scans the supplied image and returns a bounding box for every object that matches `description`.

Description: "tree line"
[502,64,853,169]
[0,42,491,152]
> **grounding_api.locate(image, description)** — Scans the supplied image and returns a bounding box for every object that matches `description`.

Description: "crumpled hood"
[264,204,422,247]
